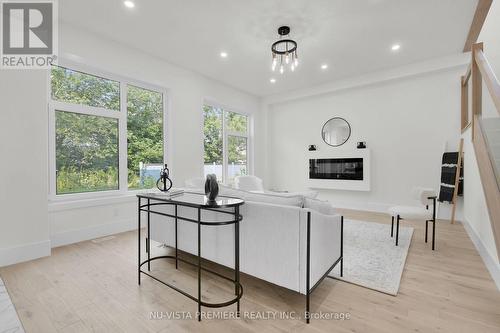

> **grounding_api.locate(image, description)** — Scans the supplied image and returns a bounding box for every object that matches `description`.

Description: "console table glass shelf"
[137,191,244,321]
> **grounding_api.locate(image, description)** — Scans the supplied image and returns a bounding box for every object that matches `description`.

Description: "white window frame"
[203,100,252,184]
[48,59,169,201]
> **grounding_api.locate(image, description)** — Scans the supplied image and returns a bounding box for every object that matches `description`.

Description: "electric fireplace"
[309,158,363,180]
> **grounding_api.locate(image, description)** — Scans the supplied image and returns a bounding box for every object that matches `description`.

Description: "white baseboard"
[1,219,137,267]
[462,219,500,291]
[51,218,136,248]
[0,240,51,267]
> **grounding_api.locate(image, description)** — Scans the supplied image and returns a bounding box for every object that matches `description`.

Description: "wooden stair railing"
[474,45,500,114]
[463,42,500,260]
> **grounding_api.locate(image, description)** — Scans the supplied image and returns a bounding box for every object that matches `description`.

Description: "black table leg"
[305,211,311,324]
[391,216,394,237]
[235,206,240,315]
[425,220,429,243]
[147,198,151,272]
[396,215,400,246]
[197,207,202,321]
[175,205,178,269]
[432,220,436,251]
[340,216,344,277]
[138,198,141,285]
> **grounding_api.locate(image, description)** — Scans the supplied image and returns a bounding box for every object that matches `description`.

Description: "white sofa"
[149,186,343,296]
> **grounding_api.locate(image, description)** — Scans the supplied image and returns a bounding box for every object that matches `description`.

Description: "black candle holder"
[156,164,173,192]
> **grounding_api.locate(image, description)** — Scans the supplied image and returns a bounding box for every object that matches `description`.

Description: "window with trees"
[50,66,165,196]
[203,104,249,184]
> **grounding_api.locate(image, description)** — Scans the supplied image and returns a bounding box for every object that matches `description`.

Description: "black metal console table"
[137,192,244,321]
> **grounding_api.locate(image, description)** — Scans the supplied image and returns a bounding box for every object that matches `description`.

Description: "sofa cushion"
[219,185,303,207]
[299,191,319,199]
[268,190,318,199]
[304,198,336,215]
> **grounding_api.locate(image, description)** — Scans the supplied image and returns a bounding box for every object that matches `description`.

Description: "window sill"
[48,192,139,212]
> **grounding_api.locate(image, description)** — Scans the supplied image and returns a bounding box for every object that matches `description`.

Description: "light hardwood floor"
[1,209,499,332]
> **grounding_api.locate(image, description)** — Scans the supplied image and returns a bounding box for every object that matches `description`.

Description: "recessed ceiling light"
[270,78,276,83]
[124,1,135,8]
[220,51,228,58]
[321,64,328,70]
[391,44,401,51]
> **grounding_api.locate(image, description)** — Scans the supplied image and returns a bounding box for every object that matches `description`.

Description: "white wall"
[0,22,263,264]
[458,0,500,289]
[0,70,51,266]
[265,66,464,213]
[462,128,499,256]
[478,0,500,80]
[47,23,263,247]
[58,23,263,184]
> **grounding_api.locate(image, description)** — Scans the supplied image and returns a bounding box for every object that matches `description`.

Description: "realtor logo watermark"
[1,0,57,69]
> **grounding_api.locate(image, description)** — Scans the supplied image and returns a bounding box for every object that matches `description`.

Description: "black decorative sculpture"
[156,164,173,192]
[204,174,219,202]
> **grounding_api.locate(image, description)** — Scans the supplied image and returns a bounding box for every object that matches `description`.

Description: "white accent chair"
[234,175,264,192]
[388,187,438,250]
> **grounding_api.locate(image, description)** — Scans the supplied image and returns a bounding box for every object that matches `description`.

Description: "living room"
[1,0,499,332]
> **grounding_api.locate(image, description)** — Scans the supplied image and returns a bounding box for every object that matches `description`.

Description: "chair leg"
[391,216,394,237]
[340,258,343,277]
[432,220,436,251]
[425,220,428,243]
[396,215,400,246]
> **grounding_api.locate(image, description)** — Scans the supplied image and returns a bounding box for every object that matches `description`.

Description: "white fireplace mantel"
[306,149,371,191]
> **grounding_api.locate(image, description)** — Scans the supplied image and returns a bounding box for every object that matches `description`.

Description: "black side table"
[137,192,244,321]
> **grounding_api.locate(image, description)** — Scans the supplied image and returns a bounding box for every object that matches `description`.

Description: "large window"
[55,112,119,194]
[203,104,249,184]
[51,66,120,110]
[50,65,165,196]
[127,85,164,190]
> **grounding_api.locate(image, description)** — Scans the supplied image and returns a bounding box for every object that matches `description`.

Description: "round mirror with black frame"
[321,117,351,147]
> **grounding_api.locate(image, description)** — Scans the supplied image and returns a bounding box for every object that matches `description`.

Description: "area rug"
[330,219,413,296]
[0,277,24,332]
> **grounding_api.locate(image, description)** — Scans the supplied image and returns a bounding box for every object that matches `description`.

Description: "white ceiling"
[59,0,478,97]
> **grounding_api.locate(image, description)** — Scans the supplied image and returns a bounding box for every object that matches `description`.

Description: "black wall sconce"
[308,145,317,151]
[357,142,366,149]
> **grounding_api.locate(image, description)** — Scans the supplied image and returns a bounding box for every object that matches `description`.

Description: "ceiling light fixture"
[391,44,401,51]
[321,64,328,70]
[270,78,276,83]
[220,51,228,58]
[124,1,135,9]
[271,26,298,74]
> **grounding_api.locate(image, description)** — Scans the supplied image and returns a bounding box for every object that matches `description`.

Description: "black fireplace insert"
[309,158,363,180]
